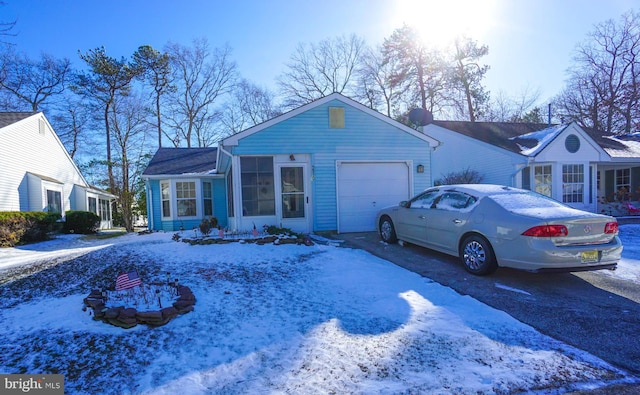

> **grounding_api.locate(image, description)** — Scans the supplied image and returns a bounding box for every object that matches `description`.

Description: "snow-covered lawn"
[0,225,639,394]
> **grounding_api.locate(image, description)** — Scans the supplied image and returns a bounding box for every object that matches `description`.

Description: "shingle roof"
[143,148,218,176]
[0,112,37,129]
[431,120,551,154]
[432,120,640,159]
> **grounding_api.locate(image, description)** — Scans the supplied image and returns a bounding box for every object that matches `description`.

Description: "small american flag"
[115,271,142,291]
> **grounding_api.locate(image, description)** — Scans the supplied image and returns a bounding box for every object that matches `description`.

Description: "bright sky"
[2,0,638,105]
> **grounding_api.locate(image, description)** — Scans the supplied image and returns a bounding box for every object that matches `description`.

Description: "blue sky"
[2,0,637,105]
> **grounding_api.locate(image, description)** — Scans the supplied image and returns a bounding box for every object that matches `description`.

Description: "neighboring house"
[425,120,640,216]
[143,93,440,233]
[0,112,116,229]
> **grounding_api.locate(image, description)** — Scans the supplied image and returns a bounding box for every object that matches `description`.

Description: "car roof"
[433,184,527,198]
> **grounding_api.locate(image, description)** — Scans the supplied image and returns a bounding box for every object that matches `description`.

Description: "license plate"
[581,250,599,263]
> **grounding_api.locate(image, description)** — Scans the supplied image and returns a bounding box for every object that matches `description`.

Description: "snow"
[1,226,639,394]
[511,124,568,156]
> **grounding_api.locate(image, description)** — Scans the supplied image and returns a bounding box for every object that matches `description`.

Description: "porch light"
[417,164,424,173]
[289,154,295,161]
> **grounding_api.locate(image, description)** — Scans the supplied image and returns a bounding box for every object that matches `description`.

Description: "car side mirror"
[399,201,409,208]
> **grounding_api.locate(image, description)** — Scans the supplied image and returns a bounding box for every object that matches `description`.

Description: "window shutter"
[605,170,615,201]
[632,166,640,199]
[521,166,530,190]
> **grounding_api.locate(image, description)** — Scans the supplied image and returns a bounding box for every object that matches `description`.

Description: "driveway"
[334,232,640,393]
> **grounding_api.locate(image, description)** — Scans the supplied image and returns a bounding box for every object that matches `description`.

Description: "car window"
[410,190,439,209]
[434,192,476,210]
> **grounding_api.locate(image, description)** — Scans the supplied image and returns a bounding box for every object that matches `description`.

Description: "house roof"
[143,148,218,176]
[223,93,441,148]
[431,120,551,154]
[0,112,38,129]
[432,120,640,160]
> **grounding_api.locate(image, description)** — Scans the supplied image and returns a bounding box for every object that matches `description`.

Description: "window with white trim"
[176,181,196,217]
[46,189,62,213]
[241,157,275,216]
[161,181,171,218]
[615,168,631,200]
[88,197,97,214]
[563,164,584,203]
[534,165,552,197]
[99,199,110,221]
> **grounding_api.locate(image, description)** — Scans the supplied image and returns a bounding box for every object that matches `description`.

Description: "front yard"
[0,230,638,394]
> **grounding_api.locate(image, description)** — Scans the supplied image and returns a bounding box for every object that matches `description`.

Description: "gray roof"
[143,148,218,176]
[432,120,640,159]
[0,112,37,129]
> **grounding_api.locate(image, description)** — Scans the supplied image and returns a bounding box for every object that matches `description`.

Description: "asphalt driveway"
[333,231,640,393]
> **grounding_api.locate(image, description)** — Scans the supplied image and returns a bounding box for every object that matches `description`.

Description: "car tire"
[379,216,398,244]
[460,234,497,275]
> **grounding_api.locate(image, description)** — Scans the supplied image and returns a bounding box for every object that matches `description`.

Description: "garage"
[337,161,411,232]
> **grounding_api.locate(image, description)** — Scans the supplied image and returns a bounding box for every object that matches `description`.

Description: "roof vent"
[565,134,580,153]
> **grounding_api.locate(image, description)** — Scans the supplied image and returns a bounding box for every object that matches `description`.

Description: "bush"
[434,167,484,186]
[63,211,100,234]
[0,212,60,247]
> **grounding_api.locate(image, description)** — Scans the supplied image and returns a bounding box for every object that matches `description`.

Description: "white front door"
[277,164,312,233]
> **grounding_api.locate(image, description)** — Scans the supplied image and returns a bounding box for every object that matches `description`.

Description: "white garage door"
[337,162,410,232]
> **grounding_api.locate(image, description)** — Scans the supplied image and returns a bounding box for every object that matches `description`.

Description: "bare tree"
[110,93,152,232]
[50,92,99,159]
[354,44,404,117]
[556,10,640,134]
[447,36,490,122]
[0,47,72,111]
[485,86,542,122]
[278,34,365,109]
[164,38,237,147]
[133,45,172,148]
[0,2,16,45]
[221,79,280,135]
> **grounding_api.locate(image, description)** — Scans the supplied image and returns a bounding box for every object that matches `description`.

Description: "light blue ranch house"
[142,93,440,234]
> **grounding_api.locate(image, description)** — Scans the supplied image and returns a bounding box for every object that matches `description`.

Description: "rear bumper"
[492,235,623,273]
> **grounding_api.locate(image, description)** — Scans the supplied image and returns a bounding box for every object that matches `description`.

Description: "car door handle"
[418,215,426,219]
[452,219,462,224]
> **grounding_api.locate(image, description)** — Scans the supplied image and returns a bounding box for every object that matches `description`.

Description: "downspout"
[146,179,154,230]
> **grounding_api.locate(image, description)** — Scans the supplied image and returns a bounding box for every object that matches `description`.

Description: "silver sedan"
[376,184,623,275]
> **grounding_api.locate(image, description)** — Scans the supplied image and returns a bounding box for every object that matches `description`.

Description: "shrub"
[0,212,60,247]
[434,167,484,186]
[63,211,100,234]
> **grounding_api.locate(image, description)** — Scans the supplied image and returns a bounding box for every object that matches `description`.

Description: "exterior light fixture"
[417,164,424,173]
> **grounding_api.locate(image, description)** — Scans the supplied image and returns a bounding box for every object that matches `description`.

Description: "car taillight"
[522,225,568,237]
[604,222,619,234]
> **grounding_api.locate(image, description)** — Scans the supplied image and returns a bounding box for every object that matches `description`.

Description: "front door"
[277,164,311,233]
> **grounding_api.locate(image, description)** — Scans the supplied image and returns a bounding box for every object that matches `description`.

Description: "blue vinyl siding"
[230,99,432,231]
[147,177,228,231]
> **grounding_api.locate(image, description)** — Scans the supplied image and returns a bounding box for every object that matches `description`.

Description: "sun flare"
[390,0,497,48]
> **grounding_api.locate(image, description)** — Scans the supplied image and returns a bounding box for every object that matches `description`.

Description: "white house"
[0,112,115,229]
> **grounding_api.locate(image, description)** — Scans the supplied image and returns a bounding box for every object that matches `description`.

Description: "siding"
[0,114,88,213]
[230,99,433,231]
[425,124,526,186]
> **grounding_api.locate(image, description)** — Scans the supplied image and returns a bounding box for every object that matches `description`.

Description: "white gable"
[531,123,610,163]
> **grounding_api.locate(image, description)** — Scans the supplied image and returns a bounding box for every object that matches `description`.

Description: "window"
[203,181,213,216]
[565,134,580,153]
[161,182,171,218]
[563,164,584,203]
[176,182,196,217]
[88,197,97,214]
[435,192,476,210]
[241,157,275,216]
[99,199,110,221]
[534,165,552,197]
[46,190,61,213]
[615,168,631,200]
[281,167,304,218]
[410,190,439,209]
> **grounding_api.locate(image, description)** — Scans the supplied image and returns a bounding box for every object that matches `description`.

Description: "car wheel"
[379,216,398,243]
[460,235,497,275]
